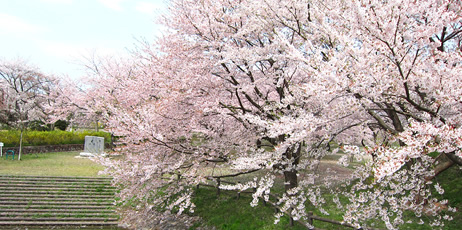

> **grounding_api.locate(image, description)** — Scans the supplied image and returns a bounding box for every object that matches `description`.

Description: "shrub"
[54,120,69,131]
[0,130,111,147]
[28,120,52,131]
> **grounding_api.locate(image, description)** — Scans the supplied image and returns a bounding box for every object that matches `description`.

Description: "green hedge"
[0,130,111,147]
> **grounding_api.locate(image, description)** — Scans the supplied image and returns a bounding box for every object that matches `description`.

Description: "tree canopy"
[51,0,462,229]
[0,58,56,160]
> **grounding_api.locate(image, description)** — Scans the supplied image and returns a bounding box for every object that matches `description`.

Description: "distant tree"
[54,119,69,131]
[28,120,51,131]
[0,58,55,160]
[47,71,106,132]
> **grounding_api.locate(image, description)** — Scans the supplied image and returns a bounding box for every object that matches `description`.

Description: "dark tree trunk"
[385,103,404,132]
[283,142,302,191]
[284,170,298,191]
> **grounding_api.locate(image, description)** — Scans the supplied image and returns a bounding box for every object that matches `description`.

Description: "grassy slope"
[0,151,106,177]
[192,187,306,230]
[191,165,462,230]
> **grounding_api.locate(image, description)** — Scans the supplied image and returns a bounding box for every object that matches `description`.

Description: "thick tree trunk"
[95,117,99,132]
[283,142,302,192]
[284,170,298,191]
[385,103,404,132]
[426,160,454,181]
[425,151,462,181]
[444,152,462,166]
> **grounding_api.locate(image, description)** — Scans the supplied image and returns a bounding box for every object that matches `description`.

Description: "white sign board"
[80,136,105,157]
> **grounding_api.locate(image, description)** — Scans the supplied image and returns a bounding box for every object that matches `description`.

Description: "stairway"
[0,175,119,229]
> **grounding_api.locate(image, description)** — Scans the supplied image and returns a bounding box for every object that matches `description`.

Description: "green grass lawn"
[0,151,106,177]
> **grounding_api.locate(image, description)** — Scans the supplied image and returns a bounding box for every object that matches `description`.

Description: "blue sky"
[0,0,167,79]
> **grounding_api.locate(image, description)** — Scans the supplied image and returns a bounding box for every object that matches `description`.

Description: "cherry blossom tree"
[0,58,55,160]
[332,1,462,228]
[161,0,461,228]
[52,0,462,229]
[48,74,103,131]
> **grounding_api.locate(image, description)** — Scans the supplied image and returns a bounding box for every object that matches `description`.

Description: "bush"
[0,130,111,147]
[28,120,52,131]
[54,120,69,131]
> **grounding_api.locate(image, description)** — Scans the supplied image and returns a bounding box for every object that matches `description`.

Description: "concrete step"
[0,187,115,193]
[0,182,115,190]
[0,179,112,185]
[0,193,114,199]
[0,217,118,221]
[0,201,114,206]
[0,190,115,196]
[0,204,115,209]
[0,221,119,226]
[0,208,116,213]
[0,211,117,216]
[0,197,113,202]
[0,175,119,228]
[0,179,112,184]
[0,175,113,180]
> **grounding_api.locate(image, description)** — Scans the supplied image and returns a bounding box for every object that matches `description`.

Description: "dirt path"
[315,161,354,182]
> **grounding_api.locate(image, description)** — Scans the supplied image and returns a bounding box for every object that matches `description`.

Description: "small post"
[236,181,240,199]
[289,208,294,226]
[274,197,279,213]
[263,197,267,206]
[216,178,221,196]
[308,211,313,226]
[0,142,3,157]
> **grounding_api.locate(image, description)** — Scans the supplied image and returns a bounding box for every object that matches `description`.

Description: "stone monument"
[80,136,105,157]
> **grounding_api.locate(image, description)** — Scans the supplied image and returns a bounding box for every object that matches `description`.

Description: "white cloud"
[34,41,128,79]
[98,0,127,11]
[134,1,162,15]
[0,13,46,35]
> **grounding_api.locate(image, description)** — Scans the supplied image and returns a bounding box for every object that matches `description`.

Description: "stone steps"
[0,221,119,226]
[0,217,118,221]
[0,175,119,228]
[0,196,114,203]
[0,209,118,216]
[0,190,116,196]
[0,194,114,199]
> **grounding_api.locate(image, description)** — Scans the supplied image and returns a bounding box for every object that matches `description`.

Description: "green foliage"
[28,120,52,131]
[0,130,111,147]
[54,119,70,131]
